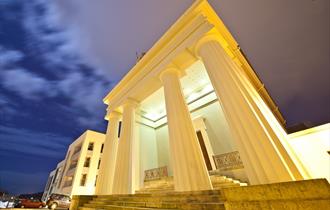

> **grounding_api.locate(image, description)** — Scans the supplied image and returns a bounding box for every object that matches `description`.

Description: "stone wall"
[70,195,94,210]
[223,179,330,210]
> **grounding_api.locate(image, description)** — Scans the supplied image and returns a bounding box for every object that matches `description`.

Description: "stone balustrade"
[213,151,244,171]
[144,166,168,181]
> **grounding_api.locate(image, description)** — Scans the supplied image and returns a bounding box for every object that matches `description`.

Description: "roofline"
[102,0,287,127]
[103,0,205,105]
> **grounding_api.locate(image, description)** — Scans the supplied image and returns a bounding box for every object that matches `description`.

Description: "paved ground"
[7,208,68,210]
[6,208,67,210]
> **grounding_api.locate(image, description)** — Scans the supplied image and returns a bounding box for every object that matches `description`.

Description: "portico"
[95,0,319,195]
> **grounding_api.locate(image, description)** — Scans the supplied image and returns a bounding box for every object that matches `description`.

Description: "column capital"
[194,33,223,58]
[105,110,121,121]
[159,67,184,83]
[122,98,139,109]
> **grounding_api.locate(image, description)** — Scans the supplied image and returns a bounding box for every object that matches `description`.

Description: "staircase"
[74,179,330,210]
[79,190,225,210]
[136,173,247,194]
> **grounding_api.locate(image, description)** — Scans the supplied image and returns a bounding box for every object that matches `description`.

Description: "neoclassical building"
[94,0,330,197]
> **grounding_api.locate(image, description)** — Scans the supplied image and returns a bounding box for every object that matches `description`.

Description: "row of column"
[96,36,305,194]
[196,38,305,183]
[96,66,213,194]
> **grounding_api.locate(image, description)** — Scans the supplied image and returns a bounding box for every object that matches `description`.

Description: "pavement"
[5,208,68,210]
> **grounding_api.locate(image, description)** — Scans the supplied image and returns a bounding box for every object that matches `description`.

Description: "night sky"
[0,0,329,195]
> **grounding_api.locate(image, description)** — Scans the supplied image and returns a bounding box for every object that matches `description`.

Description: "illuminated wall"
[288,123,330,182]
[57,130,105,196]
[138,89,249,183]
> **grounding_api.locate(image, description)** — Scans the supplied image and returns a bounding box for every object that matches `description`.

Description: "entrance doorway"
[196,130,213,171]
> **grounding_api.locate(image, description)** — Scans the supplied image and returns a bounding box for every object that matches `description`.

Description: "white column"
[160,68,212,191]
[95,111,121,194]
[112,99,138,194]
[196,39,305,184]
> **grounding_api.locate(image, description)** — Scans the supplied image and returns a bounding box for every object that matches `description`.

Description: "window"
[97,159,101,169]
[80,174,87,186]
[84,157,91,167]
[58,150,71,188]
[118,121,122,138]
[73,145,82,155]
[68,160,78,171]
[95,175,98,186]
[88,142,94,151]
[100,144,104,153]
[64,176,73,187]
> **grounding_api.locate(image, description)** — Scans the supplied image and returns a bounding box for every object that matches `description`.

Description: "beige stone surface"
[225,200,330,210]
[222,179,330,201]
[72,179,330,210]
[223,179,330,210]
[70,195,95,210]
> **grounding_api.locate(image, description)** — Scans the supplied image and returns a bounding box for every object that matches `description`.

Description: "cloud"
[0,0,114,127]
[1,68,56,100]
[0,46,24,67]
[0,67,109,126]
[56,71,110,126]
[21,0,110,78]
[21,0,83,72]
[0,125,71,158]
[0,94,9,106]
[51,0,192,81]
[0,93,19,120]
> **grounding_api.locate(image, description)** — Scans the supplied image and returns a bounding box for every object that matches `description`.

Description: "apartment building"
[43,130,105,198]
[42,160,64,201]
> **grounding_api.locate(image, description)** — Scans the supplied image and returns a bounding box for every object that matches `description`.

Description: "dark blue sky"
[0,0,329,195]
[0,0,112,194]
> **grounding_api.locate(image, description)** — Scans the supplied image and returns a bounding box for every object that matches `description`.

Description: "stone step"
[212,183,240,188]
[80,206,177,210]
[85,202,178,209]
[225,199,330,210]
[137,174,247,194]
[141,186,174,189]
[180,203,225,210]
[92,194,223,204]
[93,191,224,204]
[135,190,174,194]
[74,179,329,210]
[96,189,223,198]
[84,202,225,210]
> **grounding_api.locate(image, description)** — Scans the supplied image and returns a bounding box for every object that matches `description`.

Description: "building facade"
[42,160,64,201]
[94,0,330,196]
[43,130,105,199]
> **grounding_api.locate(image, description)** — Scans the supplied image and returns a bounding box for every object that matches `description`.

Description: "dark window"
[68,160,78,171]
[84,157,90,167]
[73,145,82,155]
[100,144,104,153]
[95,175,98,186]
[97,159,101,169]
[58,150,71,188]
[88,142,94,151]
[80,174,87,186]
[118,121,122,138]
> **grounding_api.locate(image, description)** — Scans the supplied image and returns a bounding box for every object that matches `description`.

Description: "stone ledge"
[222,179,330,210]
[70,195,95,210]
[224,199,330,210]
[222,179,330,201]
